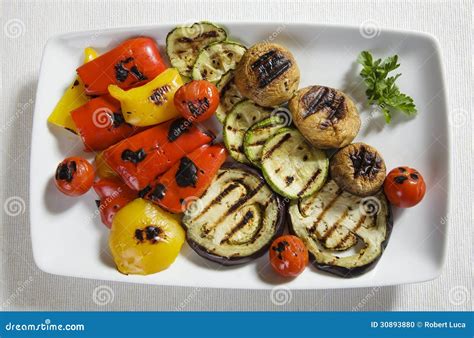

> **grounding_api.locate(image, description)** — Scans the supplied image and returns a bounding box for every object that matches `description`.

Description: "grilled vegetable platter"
[48,22,426,280]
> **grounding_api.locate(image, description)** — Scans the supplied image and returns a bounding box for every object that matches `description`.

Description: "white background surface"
[0,0,472,311]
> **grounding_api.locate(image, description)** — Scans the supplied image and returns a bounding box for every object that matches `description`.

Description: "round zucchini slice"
[289,180,393,277]
[243,116,290,168]
[166,22,227,77]
[261,129,328,199]
[223,100,272,164]
[215,73,244,123]
[183,163,286,265]
[192,41,246,84]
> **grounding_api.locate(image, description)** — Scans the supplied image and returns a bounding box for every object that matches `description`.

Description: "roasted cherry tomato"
[269,235,308,277]
[54,157,94,196]
[384,166,426,208]
[174,80,219,122]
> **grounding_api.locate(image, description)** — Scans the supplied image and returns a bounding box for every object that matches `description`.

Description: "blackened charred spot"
[111,113,126,128]
[285,176,294,186]
[272,240,289,260]
[145,226,161,242]
[410,173,419,180]
[72,79,79,87]
[149,85,171,106]
[55,161,77,182]
[135,226,163,244]
[349,146,382,179]
[186,97,210,117]
[176,157,198,188]
[121,149,146,164]
[114,57,134,82]
[394,175,408,184]
[129,65,147,81]
[251,50,292,88]
[398,167,407,173]
[148,183,166,201]
[301,86,346,127]
[168,118,192,142]
[134,229,144,242]
[138,185,152,198]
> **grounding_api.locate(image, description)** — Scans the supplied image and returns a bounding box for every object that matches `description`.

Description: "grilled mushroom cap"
[289,85,361,149]
[330,143,386,197]
[234,43,300,107]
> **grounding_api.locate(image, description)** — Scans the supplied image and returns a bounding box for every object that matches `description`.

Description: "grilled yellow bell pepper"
[47,47,98,133]
[108,68,183,127]
[109,198,185,275]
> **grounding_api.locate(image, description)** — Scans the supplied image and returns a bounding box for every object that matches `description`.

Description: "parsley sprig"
[357,51,417,123]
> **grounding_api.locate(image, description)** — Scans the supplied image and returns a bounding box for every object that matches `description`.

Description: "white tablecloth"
[0,0,471,311]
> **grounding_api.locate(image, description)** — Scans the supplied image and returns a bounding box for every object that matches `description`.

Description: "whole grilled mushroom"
[289,85,360,149]
[330,142,386,197]
[234,43,300,107]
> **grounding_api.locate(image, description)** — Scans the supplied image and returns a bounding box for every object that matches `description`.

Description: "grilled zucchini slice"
[192,42,246,84]
[243,116,289,168]
[223,100,272,164]
[289,180,393,277]
[166,22,227,77]
[216,73,244,123]
[183,163,286,265]
[261,129,328,199]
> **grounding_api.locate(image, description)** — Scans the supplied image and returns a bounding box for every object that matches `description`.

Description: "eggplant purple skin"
[186,162,287,266]
[288,197,394,278]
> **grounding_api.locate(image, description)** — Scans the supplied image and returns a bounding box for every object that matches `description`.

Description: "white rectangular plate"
[30,23,450,289]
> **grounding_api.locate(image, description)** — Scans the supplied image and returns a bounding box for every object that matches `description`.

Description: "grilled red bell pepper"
[144,144,227,213]
[93,178,137,228]
[71,95,138,152]
[76,37,166,95]
[103,118,214,191]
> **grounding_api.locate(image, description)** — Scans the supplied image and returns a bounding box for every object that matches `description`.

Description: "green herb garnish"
[357,51,417,123]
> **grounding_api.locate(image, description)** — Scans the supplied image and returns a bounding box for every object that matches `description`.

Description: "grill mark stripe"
[220,210,255,244]
[250,50,292,88]
[262,132,291,160]
[308,188,343,233]
[297,169,322,197]
[301,86,329,118]
[193,182,240,221]
[333,215,366,249]
[320,209,349,242]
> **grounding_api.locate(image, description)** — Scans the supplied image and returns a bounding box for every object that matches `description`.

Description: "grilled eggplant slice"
[243,116,289,168]
[183,163,286,265]
[215,72,244,123]
[166,22,227,77]
[235,42,300,107]
[261,129,329,199]
[192,42,246,84]
[289,180,393,277]
[289,85,361,149]
[223,100,272,163]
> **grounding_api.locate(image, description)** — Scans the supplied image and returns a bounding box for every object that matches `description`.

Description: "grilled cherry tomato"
[174,80,219,122]
[54,157,94,196]
[384,166,426,208]
[269,235,308,277]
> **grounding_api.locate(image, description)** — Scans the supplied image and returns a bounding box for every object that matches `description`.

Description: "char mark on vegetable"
[262,132,291,160]
[121,148,146,164]
[114,57,134,82]
[175,157,198,188]
[297,169,322,197]
[220,210,255,244]
[149,85,172,106]
[135,225,163,244]
[168,118,192,142]
[129,65,147,81]
[55,161,77,182]
[148,183,166,201]
[187,97,210,117]
[250,50,292,88]
[308,188,343,232]
[301,86,346,127]
[349,146,382,179]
